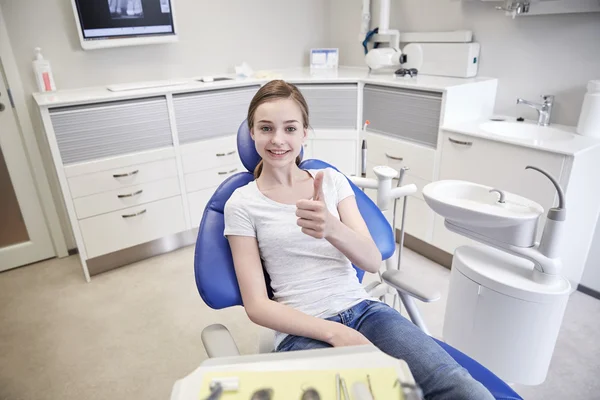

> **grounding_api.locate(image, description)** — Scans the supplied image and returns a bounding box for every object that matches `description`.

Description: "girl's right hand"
[327,323,372,347]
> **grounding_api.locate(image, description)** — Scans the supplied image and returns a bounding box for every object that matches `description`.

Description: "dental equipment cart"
[170,345,417,400]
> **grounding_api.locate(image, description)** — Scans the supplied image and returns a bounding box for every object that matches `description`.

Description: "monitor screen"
[73,0,175,41]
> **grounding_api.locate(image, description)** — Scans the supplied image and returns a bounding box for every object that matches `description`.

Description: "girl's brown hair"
[247,80,310,179]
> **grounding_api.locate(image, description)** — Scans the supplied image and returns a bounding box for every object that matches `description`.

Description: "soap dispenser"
[32,47,56,93]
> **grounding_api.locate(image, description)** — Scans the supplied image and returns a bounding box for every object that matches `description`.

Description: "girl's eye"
[286,126,297,132]
[260,126,272,132]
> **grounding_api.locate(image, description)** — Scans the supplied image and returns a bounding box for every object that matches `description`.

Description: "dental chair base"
[444,245,571,386]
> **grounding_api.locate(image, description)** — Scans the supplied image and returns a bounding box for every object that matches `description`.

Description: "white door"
[0,63,55,271]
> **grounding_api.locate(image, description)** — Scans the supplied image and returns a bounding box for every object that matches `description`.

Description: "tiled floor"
[0,245,598,399]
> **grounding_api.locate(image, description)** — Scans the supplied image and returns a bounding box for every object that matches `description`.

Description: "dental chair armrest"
[381,270,441,303]
[201,324,241,358]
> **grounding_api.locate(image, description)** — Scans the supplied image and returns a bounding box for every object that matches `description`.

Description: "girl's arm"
[326,195,382,274]
[296,171,382,274]
[228,235,371,347]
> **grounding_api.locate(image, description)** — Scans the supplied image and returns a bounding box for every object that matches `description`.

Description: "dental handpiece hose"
[361,121,370,192]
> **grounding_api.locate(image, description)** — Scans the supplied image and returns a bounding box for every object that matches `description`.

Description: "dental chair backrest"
[194,120,395,309]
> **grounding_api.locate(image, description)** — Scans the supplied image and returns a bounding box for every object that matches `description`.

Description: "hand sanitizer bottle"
[32,47,56,92]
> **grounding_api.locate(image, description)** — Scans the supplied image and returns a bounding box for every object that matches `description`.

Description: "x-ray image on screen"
[108,0,144,19]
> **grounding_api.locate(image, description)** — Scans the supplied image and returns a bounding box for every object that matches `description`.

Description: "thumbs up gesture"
[296,171,334,239]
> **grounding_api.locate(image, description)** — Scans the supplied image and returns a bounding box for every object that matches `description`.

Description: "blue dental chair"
[193,121,522,400]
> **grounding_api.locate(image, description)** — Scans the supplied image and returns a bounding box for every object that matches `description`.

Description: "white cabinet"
[180,135,244,228]
[305,130,358,175]
[312,139,356,175]
[364,132,437,241]
[79,196,186,259]
[433,131,566,253]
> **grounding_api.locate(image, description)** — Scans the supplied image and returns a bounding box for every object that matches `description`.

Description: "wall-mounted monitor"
[71,0,177,50]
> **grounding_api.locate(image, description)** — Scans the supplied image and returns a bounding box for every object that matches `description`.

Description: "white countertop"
[33,66,495,108]
[442,117,600,156]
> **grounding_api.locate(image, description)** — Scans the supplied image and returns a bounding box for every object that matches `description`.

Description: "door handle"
[113,169,139,178]
[0,103,5,112]
[216,150,237,157]
[448,137,473,146]
[385,153,403,161]
[121,209,147,218]
[117,189,143,198]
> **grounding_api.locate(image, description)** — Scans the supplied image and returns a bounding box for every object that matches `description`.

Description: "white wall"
[0,0,329,249]
[329,0,600,291]
[328,0,600,126]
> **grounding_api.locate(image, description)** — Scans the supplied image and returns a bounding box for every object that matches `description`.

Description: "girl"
[224,80,493,400]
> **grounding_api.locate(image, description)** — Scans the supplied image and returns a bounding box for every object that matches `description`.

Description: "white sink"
[480,121,575,142]
[423,180,544,247]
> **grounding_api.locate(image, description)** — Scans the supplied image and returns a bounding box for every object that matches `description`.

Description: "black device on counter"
[395,68,418,77]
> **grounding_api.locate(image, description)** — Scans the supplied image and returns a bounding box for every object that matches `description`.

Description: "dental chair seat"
[193,120,522,400]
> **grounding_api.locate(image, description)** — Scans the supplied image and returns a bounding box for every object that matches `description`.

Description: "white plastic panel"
[296,84,358,129]
[49,97,173,164]
[173,86,259,144]
[363,85,442,148]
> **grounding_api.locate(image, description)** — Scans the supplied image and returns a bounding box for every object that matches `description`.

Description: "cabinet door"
[363,85,442,148]
[50,97,173,164]
[173,86,259,144]
[312,140,356,176]
[295,84,358,129]
[433,132,566,253]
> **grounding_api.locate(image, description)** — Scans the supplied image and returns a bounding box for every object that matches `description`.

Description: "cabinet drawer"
[185,163,242,193]
[173,86,259,144]
[363,85,442,147]
[73,177,181,219]
[188,187,217,228]
[180,136,238,174]
[79,196,186,259]
[296,84,358,129]
[68,158,178,199]
[50,97,173,164]
[367,132,435,181]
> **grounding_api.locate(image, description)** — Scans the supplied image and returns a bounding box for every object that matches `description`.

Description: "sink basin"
[423,180,544,247]
[480,121,575,142]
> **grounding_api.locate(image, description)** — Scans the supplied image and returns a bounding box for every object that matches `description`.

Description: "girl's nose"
[270,129,285,145]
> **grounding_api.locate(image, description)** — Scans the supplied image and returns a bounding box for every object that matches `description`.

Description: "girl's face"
[251,98,307,169]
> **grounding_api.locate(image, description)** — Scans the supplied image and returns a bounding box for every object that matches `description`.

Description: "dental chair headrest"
[236,119,303,173]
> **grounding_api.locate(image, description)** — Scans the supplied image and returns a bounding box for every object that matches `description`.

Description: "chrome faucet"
[516,95,554,126]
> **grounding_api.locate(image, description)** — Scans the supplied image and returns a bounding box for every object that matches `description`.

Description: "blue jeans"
[276,300,494,400]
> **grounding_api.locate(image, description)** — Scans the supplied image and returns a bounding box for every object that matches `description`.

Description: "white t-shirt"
[223,168,371,348]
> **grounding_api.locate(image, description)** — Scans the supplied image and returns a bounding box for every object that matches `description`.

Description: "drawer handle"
[216,150,237,157]
[218,168,239,175]
[385,153,403,161]
[448,137,473,146]
[113,169,139,178]
[121,209,147,218]
[117,189,143,199]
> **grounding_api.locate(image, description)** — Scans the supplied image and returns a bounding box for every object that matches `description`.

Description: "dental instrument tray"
[199,367,415,399]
